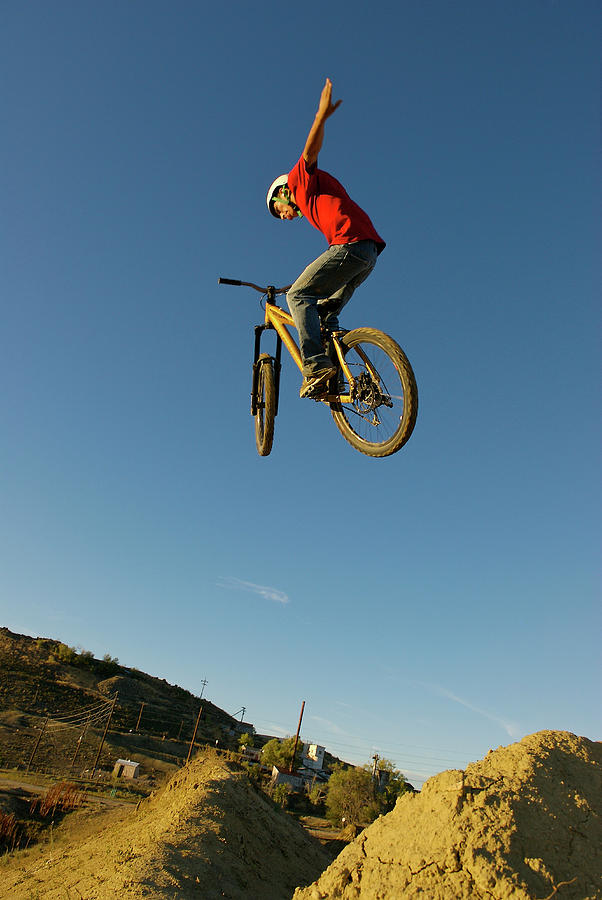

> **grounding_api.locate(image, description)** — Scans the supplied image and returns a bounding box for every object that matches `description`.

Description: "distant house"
[271,764,330,792]
[271,766,304,790]
[302,742,325,771]
[240,745,261,762]
[113,759,140,779]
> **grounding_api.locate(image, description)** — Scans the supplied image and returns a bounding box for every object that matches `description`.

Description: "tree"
[309,783,327,806]
[326,758,411,828]
[260,737,303,771]
[326,764,376,827]
[272,783,291,807]
[238,732,254,751]
[374,758,412,811]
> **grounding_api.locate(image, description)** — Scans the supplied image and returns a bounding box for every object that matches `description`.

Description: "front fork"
[251,325,282,416]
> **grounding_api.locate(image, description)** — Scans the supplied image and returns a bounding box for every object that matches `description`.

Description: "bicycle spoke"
[330,329,417,455]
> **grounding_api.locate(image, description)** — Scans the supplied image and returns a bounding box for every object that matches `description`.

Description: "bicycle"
[218,276,418,458]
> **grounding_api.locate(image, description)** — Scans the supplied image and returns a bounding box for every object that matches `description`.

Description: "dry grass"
[0,811,27,852]
[29,782,85,818]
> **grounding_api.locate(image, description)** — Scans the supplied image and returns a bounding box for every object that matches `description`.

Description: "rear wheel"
[330,328,418,458]
[254,354,275,457]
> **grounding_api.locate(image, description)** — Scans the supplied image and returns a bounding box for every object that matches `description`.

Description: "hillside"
[0,627,248,779]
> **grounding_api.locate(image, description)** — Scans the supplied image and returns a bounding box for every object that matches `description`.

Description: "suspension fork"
[251,324,282,416]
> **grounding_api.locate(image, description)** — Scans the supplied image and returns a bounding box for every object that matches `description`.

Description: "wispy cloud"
[254,720,291,738]
[309,715,349,736]
[217,576,290,605]
[433,685,519,737]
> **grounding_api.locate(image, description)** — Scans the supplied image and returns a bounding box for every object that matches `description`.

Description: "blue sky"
[1,0,600,787]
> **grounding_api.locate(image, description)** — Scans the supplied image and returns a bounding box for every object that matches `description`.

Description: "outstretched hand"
[303,77,343,166]
[317,77,342,121]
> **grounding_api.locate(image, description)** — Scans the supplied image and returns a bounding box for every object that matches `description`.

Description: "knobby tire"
[255,354,276,457]
[329,328,418,458]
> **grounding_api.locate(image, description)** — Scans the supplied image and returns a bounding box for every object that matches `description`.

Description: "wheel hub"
[353,372,384,412]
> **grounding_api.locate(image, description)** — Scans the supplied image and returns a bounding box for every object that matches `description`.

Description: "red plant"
[29,782,85,818]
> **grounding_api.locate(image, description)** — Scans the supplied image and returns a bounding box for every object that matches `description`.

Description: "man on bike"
[266,78,386,398]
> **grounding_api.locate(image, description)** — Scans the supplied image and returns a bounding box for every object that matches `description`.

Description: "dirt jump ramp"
[0,751,329,899]
[294,730,601,900]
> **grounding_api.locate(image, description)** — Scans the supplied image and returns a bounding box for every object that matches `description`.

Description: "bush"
[325,759,412,828]
[53,643,77,664]
[242,763,262,787]
[272,783,291,808]
[326,765,375,827]
[260,737,303,771]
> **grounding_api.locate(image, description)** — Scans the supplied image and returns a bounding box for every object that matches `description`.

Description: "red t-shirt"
[287,155,385,253]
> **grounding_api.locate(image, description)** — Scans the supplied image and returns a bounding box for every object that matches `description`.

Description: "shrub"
[53,643,77,664]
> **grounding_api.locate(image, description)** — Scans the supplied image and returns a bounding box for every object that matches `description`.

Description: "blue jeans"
[286,239,379,376]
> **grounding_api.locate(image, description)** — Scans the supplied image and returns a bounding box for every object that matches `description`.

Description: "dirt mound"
[0,751,329,899]
[97,674,150,701]
[294,731,602,900]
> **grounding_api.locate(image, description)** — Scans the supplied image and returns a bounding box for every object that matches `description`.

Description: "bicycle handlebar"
[218,277,291,295]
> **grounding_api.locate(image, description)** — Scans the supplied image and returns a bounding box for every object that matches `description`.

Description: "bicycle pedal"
[305,385,329,400]
[300,369,336,399]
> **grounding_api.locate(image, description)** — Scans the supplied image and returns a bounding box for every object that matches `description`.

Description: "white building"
[302,742,325,771]
[271,766,304,790]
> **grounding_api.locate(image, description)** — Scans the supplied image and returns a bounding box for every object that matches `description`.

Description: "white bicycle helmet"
[266,174,302,218]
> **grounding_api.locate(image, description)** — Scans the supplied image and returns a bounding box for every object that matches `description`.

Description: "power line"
[251,720,472,780]
[325,740,468,766]
[46,698,114,724]
[46,700,115,729]
[253,720,469,764]
[46,708,112,732]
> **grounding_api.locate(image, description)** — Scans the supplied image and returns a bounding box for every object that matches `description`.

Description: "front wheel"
[330,328,418,458]
[254,354,276,456]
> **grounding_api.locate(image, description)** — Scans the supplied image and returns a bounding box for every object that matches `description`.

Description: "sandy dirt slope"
[0,751,329,899]
[294,731,602,900]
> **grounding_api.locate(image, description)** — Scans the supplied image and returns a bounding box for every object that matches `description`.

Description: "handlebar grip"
[218,277,242,286]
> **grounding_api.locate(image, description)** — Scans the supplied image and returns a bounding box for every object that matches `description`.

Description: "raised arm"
[302,78,342,167]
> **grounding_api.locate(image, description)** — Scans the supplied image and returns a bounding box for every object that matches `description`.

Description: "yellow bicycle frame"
[263,300,355,403]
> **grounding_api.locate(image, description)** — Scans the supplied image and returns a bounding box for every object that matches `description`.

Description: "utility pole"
[70,718,90,770]
[290,700,305,774]
[91,696,117,778]
[371,753,380,781]
[135,701,145,732]
[200,679,208,700]
[186,706,203,765]
[26,717,48,773]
